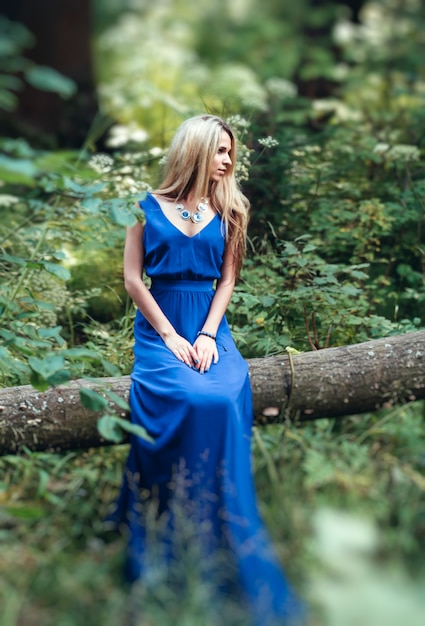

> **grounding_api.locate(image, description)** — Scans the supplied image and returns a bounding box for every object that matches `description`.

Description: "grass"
[1,402,424,625]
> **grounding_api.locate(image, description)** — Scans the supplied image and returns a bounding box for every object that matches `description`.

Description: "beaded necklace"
[175,198,209,224]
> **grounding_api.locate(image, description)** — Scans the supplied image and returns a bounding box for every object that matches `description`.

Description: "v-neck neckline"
[149,193,219,239]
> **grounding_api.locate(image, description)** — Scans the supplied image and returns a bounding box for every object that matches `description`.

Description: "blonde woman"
[109,115,305,625]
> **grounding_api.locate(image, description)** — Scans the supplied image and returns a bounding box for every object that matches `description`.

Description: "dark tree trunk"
[295,0,368,99]
[0,331,424,455]
[0,0,99,147]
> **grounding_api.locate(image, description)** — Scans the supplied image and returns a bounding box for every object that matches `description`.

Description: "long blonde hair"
[154,115,250,277]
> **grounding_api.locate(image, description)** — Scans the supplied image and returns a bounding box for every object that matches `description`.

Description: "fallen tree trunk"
[0,331,424,455]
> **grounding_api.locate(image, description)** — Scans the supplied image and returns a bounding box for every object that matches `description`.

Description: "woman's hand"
[163,332,199,368]
[193,335,219,374]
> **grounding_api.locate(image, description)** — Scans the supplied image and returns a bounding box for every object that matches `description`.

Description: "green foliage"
[230,233,421,356]
[24,66,77,98]
[79,386,153,444]
[253,403,425,624]
[1,1,425,623]
[1,402,424,625]
[0,135,149,388]
[91,0,425,357]
[238,3,425,352]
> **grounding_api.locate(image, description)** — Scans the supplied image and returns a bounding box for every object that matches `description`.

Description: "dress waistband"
[150,278,214,292]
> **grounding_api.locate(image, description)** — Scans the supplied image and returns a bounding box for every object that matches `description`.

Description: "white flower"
[149,146,164,158]
[333,20,357,45]
[313,99,363,122]
[106,123,149,148]
[212,64,267,112]
[234,144,252,183]
[304,145,322,153]
[88,153,114,173]
[387,144,420,162]
[0,194,19,206]
[258,136,279,148]
[373,143,390,154]
[332,63,350,81]
[265,77,297,99]
[226,114,251,131]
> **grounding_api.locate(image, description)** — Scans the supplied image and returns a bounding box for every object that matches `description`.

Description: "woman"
[110,115,305,625]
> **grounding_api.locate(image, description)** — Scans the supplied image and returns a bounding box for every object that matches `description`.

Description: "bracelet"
[197,330,216,341]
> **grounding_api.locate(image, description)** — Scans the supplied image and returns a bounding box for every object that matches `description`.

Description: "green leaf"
[47,369,71,386]
[51,250,67,260]
[314,276,339,286]
[0,252,27,266]
[97,412,153,444]
[63,177,105,195]
[294,234,312,242]
[260,296,275,307]
[0,89,18,111]
[35,150,80,173]
[30,370,50,392]
[79,388,108,412]
[0,156,36,176]
[340,285,362,296]
[25,66,77,98]
[118,419,154,443]
[5,506,45,521]
[321,293,336,305]
[97,414,124,443]
[38,326,66,346]
[35,469,50,498]
[61,348,100,360]
[0,74,23,90]
[20,297,50,309]
[349,270,369,280]
[102,389,130,411]
[108,199,139,227]
[282,242,299,256]
[41,261,71,281]
[0,137,35,158]
[28,354,65,379]
[81,197,102,212]
[101,359,122,377]
[25,261,44,270]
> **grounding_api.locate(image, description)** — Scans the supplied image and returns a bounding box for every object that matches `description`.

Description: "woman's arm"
[124,221,199,367]
[193,244,236,373]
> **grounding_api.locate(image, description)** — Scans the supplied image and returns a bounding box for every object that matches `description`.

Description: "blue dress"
[110,193,305,625]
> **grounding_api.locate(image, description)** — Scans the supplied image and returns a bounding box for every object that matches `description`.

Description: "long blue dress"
[109,193,305,625]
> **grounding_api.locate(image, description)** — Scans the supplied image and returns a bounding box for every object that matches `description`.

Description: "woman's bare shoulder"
[151,192,175,208]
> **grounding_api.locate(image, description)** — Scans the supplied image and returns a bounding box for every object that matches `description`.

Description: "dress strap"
[138,192,153,213]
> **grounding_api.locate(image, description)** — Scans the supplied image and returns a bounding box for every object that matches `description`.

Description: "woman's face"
[209,130,232,183]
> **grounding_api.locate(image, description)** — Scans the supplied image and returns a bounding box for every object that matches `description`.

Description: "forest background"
[0,0,424,624]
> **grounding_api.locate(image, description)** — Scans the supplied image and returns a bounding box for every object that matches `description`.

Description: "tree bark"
[0,0,100,147]
[1,331,424,455]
